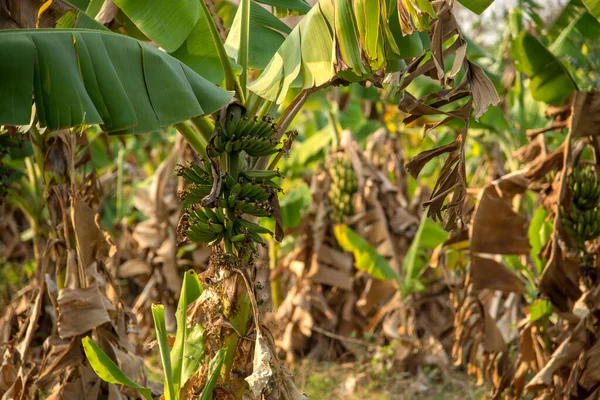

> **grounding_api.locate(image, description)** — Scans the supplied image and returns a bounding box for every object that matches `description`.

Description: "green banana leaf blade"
[0,29,232,133]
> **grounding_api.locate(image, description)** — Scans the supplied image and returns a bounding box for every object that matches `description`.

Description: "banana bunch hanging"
[568,167,600,210]
[206,116,280,158]
[178,115,283,252]
[562,166,600,244]
[328,152,358,224]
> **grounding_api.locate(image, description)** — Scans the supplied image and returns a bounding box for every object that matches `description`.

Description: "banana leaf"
[456,0,496,15]
[510,31,578,105]
[584,0,600,20]
[0,29,232,133]
[255,0,311,12]
[249,0,421,103]
[112,0,200,52]
[224,1,291,71]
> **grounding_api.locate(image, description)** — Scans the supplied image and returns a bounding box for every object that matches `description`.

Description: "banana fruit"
[561,206,600,244]
[569,167,600,210]
[178,112,284,251]
[207,116,280,158]
[561,167,600,245]
[328,152,358,223]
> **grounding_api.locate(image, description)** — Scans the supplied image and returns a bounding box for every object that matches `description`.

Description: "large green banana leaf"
[62,0,226,84]
[510,31,578,105]
[248,0,426,103]
[224,1,292,71]
[112,0,201,52]
[0,29,232,134]
[103,0,290,83]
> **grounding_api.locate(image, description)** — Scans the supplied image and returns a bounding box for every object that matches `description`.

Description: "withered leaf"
[539,246,581,313]
[471,255,526,294]
[465,60,500,120]
[72,194,111,271]
[483,308,506,353]
[57,284,111,338]
[570,90,600,139]
[470,186,530,255]
[526,324,586,391]
[405,140,461,179]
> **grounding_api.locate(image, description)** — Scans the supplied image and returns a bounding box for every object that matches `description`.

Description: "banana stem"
[175,122,207,158]
[245,92,263,118]
[268,238,281,308]
[239,0,251,100]
[199,0,245,101]
[116,145,125,221]
[190,116,215,143]
[228,151,241,180]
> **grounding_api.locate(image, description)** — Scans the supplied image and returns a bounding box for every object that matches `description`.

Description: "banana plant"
[81,271,225,400]
[1,0,504,398]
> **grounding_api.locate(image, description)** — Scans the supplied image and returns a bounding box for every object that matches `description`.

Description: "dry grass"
[293,360,488,400]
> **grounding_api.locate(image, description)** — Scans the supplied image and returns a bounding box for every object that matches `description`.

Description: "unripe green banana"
[328,152,357,223]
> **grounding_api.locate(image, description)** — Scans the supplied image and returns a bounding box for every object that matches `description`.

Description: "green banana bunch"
[178,159,283,251]
[569,167,600,210]
[561,205,600,244]
[328,153,358,223]
[207,116,280,158]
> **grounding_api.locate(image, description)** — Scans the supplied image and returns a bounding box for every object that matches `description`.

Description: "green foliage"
[199,349,227,400]
[171,271,204,394]
[279,184,311,230]
[152,304,176,400]
[530,299,553,322]
[249,0,410,103]
[402,212,448,298]
[333,224,400,282]
[84,271,208,400]
[583,0,600,20]
[528,206,552,275]
[510,31,578,104]
[225,1,291,71]
[170,3,229,84]
[82,337,153,400]
[457,0,496,15]
[112,0,200,52]
[0,30,232,133]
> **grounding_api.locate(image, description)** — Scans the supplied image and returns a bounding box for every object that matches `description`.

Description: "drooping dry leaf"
[525,140,566,181]
[430,1,460,82]
[307,261,353,290]
[201,157,222,207]
[470,185,530,255]
[471,255,526,294]
[464,60,500,120]
[569,90,600,139]
[579,339,600,390]
[117,260,152,278]
[539,246,582,313]
[482,307,506,353]
[72,194,111,270]
[57,284,111,338]
[405,140,460,179]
